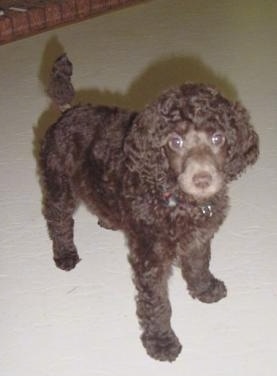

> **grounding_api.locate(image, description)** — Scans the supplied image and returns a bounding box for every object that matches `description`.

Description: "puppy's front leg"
[179,240,227,303]
[129,236,181,362]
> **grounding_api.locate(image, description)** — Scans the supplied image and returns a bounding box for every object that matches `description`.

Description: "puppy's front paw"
[142,330,182,362]
[54,253,81,271]
[196,278,227,303]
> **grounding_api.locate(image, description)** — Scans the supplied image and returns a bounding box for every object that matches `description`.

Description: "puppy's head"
[124,84,259,201]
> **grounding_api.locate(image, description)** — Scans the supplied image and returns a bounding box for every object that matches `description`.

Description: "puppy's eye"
[211,132,225,146]
[168,134,184,151]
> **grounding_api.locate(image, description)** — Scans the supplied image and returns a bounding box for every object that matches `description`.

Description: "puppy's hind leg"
[42,165,80,271]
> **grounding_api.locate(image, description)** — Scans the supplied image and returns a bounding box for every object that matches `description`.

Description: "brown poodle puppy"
[40,55,259,362]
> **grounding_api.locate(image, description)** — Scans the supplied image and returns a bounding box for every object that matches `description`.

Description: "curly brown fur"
[39,55,259,362]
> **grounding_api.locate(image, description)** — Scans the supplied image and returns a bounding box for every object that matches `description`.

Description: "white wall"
[0,1,276,375]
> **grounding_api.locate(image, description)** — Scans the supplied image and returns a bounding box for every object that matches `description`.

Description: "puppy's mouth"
[177,158,223,200]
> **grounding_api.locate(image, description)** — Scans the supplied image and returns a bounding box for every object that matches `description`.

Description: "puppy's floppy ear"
[226,102,259,180]
[124,87,184,183]
[124,107,169,184]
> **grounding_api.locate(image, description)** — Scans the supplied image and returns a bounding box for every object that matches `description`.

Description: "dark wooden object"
[0,0,147,44]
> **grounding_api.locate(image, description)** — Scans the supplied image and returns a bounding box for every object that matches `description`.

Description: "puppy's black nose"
[192,172,212,189]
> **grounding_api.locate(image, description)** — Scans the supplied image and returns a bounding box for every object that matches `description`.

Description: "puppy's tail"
[47,54,75,112]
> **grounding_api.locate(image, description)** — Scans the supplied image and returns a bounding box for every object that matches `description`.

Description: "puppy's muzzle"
[178,151,223,200]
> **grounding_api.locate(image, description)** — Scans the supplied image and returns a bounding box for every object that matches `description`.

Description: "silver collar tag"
[200,204,213,217]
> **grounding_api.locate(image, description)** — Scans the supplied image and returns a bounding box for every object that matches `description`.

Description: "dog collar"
[161,192,214,218]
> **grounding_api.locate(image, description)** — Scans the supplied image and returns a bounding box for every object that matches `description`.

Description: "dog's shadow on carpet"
[33,36,238,161]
